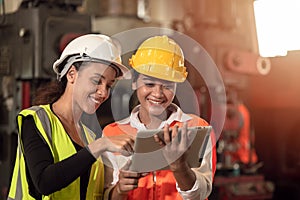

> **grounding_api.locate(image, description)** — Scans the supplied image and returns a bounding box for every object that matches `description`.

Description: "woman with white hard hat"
[7,34,134,200]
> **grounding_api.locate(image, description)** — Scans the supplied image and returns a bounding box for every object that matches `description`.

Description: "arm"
[176,134,216,200]
[155,123,216,200]
[21,116,96,195]
[103,154,144,200]
[102,124,146,200]
[106,161,148,200]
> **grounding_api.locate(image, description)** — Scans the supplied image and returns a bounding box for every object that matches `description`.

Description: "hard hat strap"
[57,54,121,81]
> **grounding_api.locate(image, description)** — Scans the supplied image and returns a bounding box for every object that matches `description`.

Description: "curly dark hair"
[32,61,82,105]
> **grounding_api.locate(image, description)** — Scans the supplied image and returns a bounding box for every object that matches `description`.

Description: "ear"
[131,81,137,90]
[66,65,77,83]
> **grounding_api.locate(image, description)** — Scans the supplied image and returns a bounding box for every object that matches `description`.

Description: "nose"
[96,84,109,98]
[151,85,164,97]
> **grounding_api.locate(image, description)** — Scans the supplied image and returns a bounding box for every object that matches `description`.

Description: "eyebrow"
[94,73,115,85]
[141,77,173,85]
[141,77,153,81]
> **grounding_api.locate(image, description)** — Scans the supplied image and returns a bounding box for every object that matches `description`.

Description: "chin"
[84,109,97,115]
[149,107,166,116]
[84,104,100,114]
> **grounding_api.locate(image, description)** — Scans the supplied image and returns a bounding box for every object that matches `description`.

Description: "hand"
[112,160,148,198]
[88,134,135,158]
[154,124,197,191]
[154,123,191,171]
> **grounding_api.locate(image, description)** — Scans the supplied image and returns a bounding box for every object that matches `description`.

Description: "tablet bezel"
[129,126,212,172]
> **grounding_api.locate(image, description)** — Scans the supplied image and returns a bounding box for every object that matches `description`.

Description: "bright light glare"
[254,0,300,57]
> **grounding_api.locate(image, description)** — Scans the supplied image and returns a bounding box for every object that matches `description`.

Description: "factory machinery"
[0,0,274,199]
[0,1,91,198]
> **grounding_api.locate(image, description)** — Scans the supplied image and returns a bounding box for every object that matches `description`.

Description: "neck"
[138,108,171,129]
[53,94,84,146]
[53,93,82,124]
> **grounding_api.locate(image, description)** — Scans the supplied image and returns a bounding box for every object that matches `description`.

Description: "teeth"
[91,97,100,104]
[149,99,163,105]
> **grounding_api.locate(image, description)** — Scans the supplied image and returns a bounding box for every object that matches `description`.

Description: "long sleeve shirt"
[103,104,216,200]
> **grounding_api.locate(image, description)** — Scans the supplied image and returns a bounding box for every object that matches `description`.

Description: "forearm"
[37,148,95,194]
[175,136,215,200]
[22,116,96,194]
[172,162,196,191]
[108,185,128,200]
[87,138,107,158]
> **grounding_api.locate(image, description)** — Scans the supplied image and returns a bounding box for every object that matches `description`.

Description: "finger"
[181,122,188,134]
[120,160,145,179]
[120,171,141,179]
[117,146,133,156]
[120,161,142,178]
[153,134,160,142]
[118,135,135,153]
[164,124,172,143]
[171,125,179,144]
[119,149,132,157]
[116,179,138,194]
[179,122,188,149]
[121,159,132,171]
[141,172,150,177]
[125,136,135,151]
[108,135,135,150]
[153,134,165,146]
[117,182,138,194]
[121,143,134,155]
[114,136,134,155]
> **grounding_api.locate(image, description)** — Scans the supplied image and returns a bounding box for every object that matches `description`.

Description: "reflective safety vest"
[103,114,216,200]
[8,104,104,200]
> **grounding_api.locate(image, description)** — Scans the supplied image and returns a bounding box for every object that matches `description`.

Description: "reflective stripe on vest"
[8,104,104,200]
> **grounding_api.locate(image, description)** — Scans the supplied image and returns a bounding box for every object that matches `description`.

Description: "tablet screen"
[129,126,212,172]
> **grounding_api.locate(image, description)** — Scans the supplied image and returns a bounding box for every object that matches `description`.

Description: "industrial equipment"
[0,1,91,198]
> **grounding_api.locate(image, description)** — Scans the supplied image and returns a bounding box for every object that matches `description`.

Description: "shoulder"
[18,105,55,126]
[187,114,210,126]
[103,122,126,136]
[19,104,51,115]
[103,122,137,137]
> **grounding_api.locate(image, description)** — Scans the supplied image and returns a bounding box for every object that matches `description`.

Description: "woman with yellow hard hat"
[103,35,216,200]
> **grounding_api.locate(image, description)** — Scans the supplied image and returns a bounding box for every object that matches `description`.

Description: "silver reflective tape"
[15,167,22,200]
[28,106,52,144]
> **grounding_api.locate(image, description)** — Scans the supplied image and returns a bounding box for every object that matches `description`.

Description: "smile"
[148,98,164,105]
[90,96,101,104]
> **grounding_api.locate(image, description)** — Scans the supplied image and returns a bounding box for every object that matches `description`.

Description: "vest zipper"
[153,171,157,200]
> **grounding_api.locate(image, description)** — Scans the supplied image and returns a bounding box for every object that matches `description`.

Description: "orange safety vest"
[234,104,258,164]
[223,104,258,164]
[103,114,216,200]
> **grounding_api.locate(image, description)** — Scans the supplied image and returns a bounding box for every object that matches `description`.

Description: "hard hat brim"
[53,55,130,80]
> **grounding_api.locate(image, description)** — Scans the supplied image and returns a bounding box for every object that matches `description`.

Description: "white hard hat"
[53,34,129,80]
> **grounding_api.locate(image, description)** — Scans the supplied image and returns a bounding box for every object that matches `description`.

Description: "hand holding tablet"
[129,126,212,172]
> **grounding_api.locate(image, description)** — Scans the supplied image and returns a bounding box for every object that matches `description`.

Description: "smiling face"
[72,62,117,114]
[133,74,176,121]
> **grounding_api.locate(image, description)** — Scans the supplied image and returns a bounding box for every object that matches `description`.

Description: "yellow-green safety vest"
[8,104,104,200]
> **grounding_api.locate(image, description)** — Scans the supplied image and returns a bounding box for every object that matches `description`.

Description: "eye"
[106,84,112,90]
[91,78,101,85]
[163,84,174,90]
[144,82,155,87]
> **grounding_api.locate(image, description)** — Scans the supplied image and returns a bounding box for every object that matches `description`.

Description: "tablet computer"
[129,126,212,172]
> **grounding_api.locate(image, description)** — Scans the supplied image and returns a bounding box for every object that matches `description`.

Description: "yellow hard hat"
[129,35,188,82]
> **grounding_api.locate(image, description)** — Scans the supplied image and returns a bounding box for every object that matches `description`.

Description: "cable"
[0,0,6,25]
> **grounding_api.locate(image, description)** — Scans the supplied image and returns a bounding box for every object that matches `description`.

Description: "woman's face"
[73,62,116,114]
[134,74,176,117]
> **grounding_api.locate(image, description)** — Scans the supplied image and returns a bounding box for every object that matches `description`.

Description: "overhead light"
[254,0,300,57]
